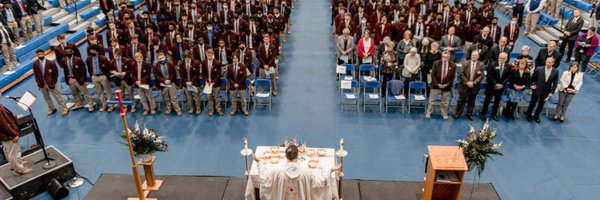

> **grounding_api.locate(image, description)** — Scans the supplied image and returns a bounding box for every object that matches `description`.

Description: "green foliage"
[121,122,168,156]
[457,121,503,177]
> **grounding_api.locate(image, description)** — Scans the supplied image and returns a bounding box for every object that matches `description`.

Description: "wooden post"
[137,156,163,191]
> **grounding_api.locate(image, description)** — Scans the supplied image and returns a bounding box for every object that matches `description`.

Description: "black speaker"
[47,178,69,199]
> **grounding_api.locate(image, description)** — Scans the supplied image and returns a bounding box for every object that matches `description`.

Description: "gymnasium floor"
[0,0,599,199]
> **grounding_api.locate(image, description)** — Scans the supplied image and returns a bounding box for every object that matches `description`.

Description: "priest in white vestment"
[245,145,342,200]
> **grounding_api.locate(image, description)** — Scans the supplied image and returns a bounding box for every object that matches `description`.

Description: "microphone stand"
[7,97,56,169]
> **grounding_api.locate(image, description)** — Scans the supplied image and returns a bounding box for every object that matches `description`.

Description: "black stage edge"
[86,173,500,200]
[0,146,75,200]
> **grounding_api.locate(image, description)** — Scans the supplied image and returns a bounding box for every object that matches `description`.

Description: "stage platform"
[85,173,500,200]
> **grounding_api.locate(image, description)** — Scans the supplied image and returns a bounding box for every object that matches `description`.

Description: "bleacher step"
[42,8,61,16]
[54,15,76,25]
[51,10,68,21]
[527,33,548,46]
[535,30,559,41]
[545,26,564,39]
[70,21,92,32]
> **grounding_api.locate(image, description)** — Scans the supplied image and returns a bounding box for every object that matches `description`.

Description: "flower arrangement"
[456,121,503,177]
[121,121,168,157]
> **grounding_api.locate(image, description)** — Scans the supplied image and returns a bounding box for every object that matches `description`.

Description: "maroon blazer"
[153,62,178,89]
[213,47,232,65]
[170,42,190,62]
[488,25,503,43]
[33,59,58,89]
[126,43,148,59]
[85,55,111,77]
[374,23,391,45]
[202,59,222,87]
[109,56,133,86]
[59,56,87,85]
[192,44,210,62]
[258,44,276,68]
[226,63,248,90]
[131,61,152,85]
[148,43,168,64]
[54,43,81,63]
[235,49,253,73]
[179,60,201,86]
[504,24,520,43]
[0,104,19,141]
[86,44,105,56]
[108,45,126,60]
[105,29,126,46]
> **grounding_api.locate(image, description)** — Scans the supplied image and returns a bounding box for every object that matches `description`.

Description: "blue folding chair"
[385,80,405,113]
[340,80,359,112]
[253,79,272,111]
[407,81,427,113]
[358,64,376,84]
[362,81,382,112]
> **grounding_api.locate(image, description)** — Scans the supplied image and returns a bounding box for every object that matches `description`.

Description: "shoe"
[88,106,94,112]
[230,111,236,116]
[480,115,487,121]
[122,106,128,113]
[189,109,194,114]
[176,111,183,116]
[491,115,500,121]
[467,115,474,121]
[453,114,460,119]
[559,118,565,123]
[425,113,431,119]
[243,110,249,116]
[143,110,149,115]
[442,115,449,120]
[217,110,224,116]
[131,107,136,113]
[72,105,83,110]
[196,108,202,115]
[526,115,532,122]
[553,115,559,121]
[150,109,156,115]
[61,110,69,116]
[47,109,56,115]
[13,168,33,176]
[165,109,172,115]
[272,92,278,96]
[99,106,105,112]
[208,110,214,116]
[534,117,541,123]
[21,160,28,166]
[107,106,114,112]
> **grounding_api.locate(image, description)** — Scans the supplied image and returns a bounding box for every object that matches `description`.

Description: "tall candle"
[244,138,248,150]
[340,138,344,151]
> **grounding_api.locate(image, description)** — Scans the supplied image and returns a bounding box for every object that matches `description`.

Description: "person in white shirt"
[554,62,583,122]
[250,145,342,200]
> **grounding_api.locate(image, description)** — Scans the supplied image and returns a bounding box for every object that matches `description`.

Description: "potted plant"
[122,122,168,162]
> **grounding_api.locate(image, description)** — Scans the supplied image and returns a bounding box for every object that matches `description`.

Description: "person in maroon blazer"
[142,26,161,48]
[148,38,167,64]
[183,23,199,44]
[86,27,104,47]
[86,35,105,57]
[193,36,210,63]
[428,15,446,41]
[336,13,355,36]
[106,22,126,46]
[53,34,81,66]
[202,49,224,116]
[179,51,202,114]
[153,51,182,115]
[86,45,113,112]
[164,22,178,49]
[0,103,33,176]
[504,17,520,49]
[109,49,134,112]
[426,51,456,119]
[108,38,127,60]
[131,52,156,115]
[214,38,232,66]
[126,34,148,60]
[258,35,278,96]
[59,46,94,112]
[236,42,254,75]
[227,54,249,116]
[374,15,391,46]
[170,33,190,63]
[33,50,68,116]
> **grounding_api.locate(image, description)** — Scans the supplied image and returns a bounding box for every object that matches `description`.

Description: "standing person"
[422,42,441,96]
[53,34,81,65]
[440,27,461,59]
[28,0,43,37]
[525,57,559,123]
[502,58,531,120]
[504,17,520,51]
[523,0,546,35]
[132,52,156,115]
[99,0,114,16]
[153,51,182,116]
[258,34,278,96]
[395,30,415,66]
[454,51,484,121]
[481,52,510,121]
[336,28,354,65]
[558,10,584,63]
[0,23,18,69]
[33,49,68,116]
[426,51,456,120]
[109,49,134,112]
[2,1,21,44]
[13,0,33,41]
[227,54,249,116]
[380,41,397,95]
[59,46,94,112]
[554,62,583,122]
[86,45,113,112]
[357,29,374,65]
[179,51,202,115]
[513,0,525,26]
[535,41,561,68]
[488,37,511,64]
[574,27,599,72]
[402,47,421,96]
[202,49,223,116]
[0,103,33,176]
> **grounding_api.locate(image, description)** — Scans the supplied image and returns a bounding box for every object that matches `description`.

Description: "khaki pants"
[183,85,201,111]
[230,88,248,112]
[426,89,451,117]
[1,42,18,68]
[91,75,113,107]
[526,13,539,33]
[207,86,222,112]
[259,67,277,94]
[67,78,93,107]
[19,15,33,41]
[138,87,156,111]
[33,13,43,35]
[117,81,134,107]
[40,84,67,113]
[159,83,181,113]
[6,21,20,43]
[58,0,72,7]
[2,140,24,171]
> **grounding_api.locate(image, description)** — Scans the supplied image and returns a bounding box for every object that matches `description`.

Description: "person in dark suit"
[525,57,559,123]
[534,40,561,68]
[466,38,490,64]
[481,52,510,121]
[426,51,456,119]
[227,54,249,116]
[99,0,114,17]
[0,103,33,176]
[473,26,493,49]
[202,49,223,116]
[488,37,511,64]
[59,46,94,112]
[33,49,68,116]
[558,10,584,63]
[109,49,134,112]
[179,51,202,115]
[502,58,531,120]
[454,51,485,120]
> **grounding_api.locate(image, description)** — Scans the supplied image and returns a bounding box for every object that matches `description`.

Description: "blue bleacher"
[564,0,575,5]
[0,59,35,89]
[64,0,92,13]
[15,24,69,61]
[95,18,107,28]
[560,7,574,19]
[79,7,100,21]
[537,12,559,27]
[574,0,593,13]
[67,30,86,44]
[48,0,59,7]
[44,16,53,26]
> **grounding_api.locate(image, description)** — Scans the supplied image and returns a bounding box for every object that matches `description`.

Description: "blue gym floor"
[1,0,599,199]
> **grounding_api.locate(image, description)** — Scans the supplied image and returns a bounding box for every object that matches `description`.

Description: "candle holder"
[335,138,348,200]
[240,138,253,179]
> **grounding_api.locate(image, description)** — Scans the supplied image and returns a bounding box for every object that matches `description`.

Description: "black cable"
[74,171,95,186]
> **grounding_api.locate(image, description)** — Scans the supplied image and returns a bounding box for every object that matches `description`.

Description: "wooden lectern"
[422,146,468,200]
